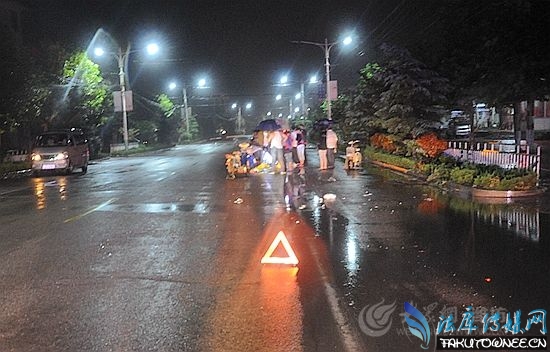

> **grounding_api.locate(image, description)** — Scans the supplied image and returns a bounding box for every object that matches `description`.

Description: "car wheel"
[66,162,74,175]
[81,163,88,174]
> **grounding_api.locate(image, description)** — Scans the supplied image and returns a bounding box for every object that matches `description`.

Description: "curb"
[472,188,546,198]
[370,160,410,174]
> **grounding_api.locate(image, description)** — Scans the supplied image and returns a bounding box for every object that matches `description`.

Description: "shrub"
[415,133,448,159]
[363,146,416,169]
[473,173,502,189]
[370,133,398,153]
[426,164,451,183]
[498,172,538,191]
[450,167,477,185]
[364,143,539,191]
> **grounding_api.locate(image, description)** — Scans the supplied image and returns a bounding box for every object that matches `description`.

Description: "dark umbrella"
[313,118,333,130]
[256,119,281,131]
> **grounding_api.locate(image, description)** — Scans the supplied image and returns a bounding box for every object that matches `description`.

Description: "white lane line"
[305,227,367,351]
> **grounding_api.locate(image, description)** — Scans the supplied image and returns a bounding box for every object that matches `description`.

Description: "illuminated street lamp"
[275,91,301,120]
[277,74,319,117]
[292,36,353,120]
[309,74,318,84]
[94,42,159,150]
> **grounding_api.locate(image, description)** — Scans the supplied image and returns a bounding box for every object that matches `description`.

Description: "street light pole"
[182,86,189,135]
[323,38,333,120]
[292,37,352,120]
[117,45,131,151]
[96,40,159,151]
[232,102,249,135]
[300,82,305,117]
[237,106,243,134]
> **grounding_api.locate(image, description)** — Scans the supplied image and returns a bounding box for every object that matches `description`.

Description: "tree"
[178,114,201,143]
[60,51,110,134]
[0,41,70,148]
[332,63,385,143]
[365,44,450,139]
[414,0,550,109]
[335,44,450,142]
[156,93,179,145]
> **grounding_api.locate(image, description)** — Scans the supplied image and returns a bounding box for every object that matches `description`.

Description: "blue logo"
[404,302,431,349]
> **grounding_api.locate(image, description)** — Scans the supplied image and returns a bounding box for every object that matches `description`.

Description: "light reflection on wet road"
[296,155,549,351]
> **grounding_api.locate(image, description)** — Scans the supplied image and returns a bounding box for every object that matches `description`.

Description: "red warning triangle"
[261,231,299,265]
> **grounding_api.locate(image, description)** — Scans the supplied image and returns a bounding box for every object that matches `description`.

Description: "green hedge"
[364,146,538,191]
[363,146,417,170]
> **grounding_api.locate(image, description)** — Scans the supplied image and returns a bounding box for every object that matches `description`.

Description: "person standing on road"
[295,126,306,168]
[326,127,338,169]
[283,129,295,172]
[317,129,328,170]
[270,129,286,173]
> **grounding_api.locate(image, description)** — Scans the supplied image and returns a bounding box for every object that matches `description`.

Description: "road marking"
[63,198,118,223]
[304,214,367,352]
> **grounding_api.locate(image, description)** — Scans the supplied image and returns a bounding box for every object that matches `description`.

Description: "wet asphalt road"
[0,141,549,352]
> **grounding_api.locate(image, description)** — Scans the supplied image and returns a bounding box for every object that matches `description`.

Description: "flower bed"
[364,133,540,194]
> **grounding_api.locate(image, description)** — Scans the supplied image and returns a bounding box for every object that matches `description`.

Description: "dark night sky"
[18,0,442,117]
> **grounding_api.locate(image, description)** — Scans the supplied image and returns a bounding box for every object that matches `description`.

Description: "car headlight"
[31,153,41,161]
[54,152,69,160]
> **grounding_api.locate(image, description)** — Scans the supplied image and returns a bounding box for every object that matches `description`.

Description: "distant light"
[146,43,159,55]
[280,75,288,84]
[267,111,272,116]
[278,113,283,118]
[169,82,177,90]
[294,107,300,113]
[309,75,318,84]
[276,94,282,100]
[198,78,206,88]
[295,93,301,100]
[231,103,237,109]
[94,47,105,57]
[245,102,252,109]
[343,36,353,46]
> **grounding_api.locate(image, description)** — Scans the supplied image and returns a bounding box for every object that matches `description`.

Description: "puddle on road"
[298,182,550,322]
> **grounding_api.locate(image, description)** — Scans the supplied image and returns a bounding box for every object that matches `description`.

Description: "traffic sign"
[261,231,299,265]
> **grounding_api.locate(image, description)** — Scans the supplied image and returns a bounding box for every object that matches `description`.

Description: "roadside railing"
[445,141,541,178]
[110,142,140,153]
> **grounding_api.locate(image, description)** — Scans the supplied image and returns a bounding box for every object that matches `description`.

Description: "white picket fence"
[444,141,541,178]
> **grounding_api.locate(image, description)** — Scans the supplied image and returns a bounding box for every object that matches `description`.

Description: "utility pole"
[183,86,189,135]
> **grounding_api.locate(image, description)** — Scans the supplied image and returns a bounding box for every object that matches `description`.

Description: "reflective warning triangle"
[261,231,299,265]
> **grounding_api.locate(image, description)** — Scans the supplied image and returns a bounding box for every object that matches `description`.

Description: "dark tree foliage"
[413,0,550,109]
[334,43,451,141]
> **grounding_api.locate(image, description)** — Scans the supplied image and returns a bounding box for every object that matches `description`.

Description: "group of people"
[252,125,307,174]
[226,122,363,178]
